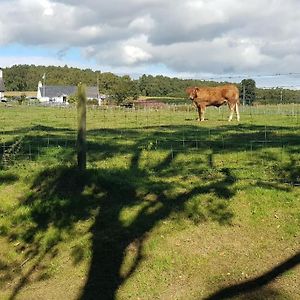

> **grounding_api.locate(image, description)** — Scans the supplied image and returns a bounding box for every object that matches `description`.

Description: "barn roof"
[39,85,98,99]
[0,78,5,92]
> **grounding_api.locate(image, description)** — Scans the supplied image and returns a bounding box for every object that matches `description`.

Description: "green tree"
[3,65,300,104]
[68,94,78,104]
[241,79,256,105]
[17,93,26,105]
[111,76,138,104]
[138,74,149,96]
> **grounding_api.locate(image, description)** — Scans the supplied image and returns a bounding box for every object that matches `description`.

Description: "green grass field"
[0,103,299,300]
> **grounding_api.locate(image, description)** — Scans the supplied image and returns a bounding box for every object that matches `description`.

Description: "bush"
[68,94,78,104]
[87,99,98,106]
[17,94,26,105]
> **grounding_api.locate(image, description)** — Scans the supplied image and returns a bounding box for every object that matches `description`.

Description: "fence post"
[77,83,87,171]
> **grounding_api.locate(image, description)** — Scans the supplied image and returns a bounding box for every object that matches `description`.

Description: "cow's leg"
[235,103,240,121]
[196,106,201,121]
[228,104,235,122]
[199,105,206,121]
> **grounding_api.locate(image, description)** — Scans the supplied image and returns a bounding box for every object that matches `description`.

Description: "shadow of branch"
[204,252,300,300]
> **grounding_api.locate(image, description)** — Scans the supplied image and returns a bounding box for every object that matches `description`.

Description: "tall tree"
[241,79,256,105]
[110,75,138,104]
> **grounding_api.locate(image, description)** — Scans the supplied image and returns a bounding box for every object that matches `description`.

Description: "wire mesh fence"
[1,103,299,185]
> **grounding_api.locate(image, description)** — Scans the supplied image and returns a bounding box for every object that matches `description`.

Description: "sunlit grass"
[0,103,299,299]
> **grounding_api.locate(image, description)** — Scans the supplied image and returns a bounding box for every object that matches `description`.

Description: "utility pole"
[243,84,246,106]
[97,73,100,106]
[42,73,46,98]
[280,89,283,104]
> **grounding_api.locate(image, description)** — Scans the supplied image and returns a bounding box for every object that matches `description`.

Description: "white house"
[37,81,100,104]
[0,68,5,99]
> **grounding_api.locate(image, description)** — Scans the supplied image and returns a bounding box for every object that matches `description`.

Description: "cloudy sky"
[0,0,300,87]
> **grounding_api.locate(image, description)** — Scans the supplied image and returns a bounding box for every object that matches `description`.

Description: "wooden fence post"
[77,83,87,171]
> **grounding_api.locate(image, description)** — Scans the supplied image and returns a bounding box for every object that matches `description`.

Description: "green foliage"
[4,65,29,91]
[97,71,119,94]
[87,99,99,106]
[255,87,300,104]
[68,94,78,104]
[110,75,139,104]
[17,93,26,105]
[2,65,300,104]
[241,79,256,105]
[3,65,100,91]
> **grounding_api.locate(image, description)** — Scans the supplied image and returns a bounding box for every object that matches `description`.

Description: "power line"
[199,72,300,81]
[258,85,300,89]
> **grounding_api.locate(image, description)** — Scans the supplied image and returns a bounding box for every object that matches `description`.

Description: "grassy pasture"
[0,103,299,300]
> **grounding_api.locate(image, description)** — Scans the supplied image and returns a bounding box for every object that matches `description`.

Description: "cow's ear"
[194,87,199,91]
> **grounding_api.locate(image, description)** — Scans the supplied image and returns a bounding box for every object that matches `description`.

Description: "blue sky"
[0,44,90,68]
[1,0,300,89]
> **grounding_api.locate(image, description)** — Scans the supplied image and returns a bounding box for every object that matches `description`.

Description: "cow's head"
[187,87,199,100]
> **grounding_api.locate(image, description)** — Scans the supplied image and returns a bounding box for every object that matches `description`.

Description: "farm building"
[37,81,103,104]
[0,68,5,99]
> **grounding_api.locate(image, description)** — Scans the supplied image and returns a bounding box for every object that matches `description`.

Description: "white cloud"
[0,0,300,80]
[122,45,151,64]
[128,15,155,32]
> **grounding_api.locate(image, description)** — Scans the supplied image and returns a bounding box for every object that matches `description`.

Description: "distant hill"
[2,64,300,103]
[2,65,101,91]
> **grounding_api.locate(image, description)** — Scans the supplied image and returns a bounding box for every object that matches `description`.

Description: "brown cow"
[186,85,240,122]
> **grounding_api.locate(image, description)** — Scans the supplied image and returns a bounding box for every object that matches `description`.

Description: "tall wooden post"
[77,83,87,171]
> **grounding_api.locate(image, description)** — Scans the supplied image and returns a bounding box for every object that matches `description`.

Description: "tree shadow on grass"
[1,144,237,300]
[204,251,300,300]
[0,173,19,184]
[1,122,299,299]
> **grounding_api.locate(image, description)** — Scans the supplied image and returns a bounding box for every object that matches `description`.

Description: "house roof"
[0,78,5,92]
[39,85,98,99]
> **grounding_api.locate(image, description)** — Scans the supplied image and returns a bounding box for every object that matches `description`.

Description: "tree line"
[2,64,300,104]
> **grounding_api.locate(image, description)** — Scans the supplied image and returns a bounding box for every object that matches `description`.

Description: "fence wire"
[1,103,300,185]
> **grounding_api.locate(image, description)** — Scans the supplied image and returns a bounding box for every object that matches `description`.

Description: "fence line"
[1,104,299,187]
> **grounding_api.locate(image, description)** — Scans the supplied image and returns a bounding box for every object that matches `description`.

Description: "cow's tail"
[235,87,240,104]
